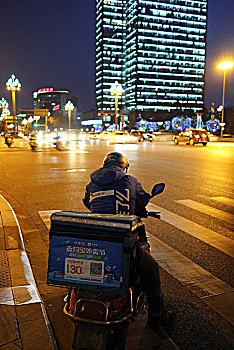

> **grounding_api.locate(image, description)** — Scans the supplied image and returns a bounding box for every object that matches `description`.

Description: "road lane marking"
[175,199,234,225]
[147,232,234,325]
[148,232,233,295]
[38,210,61,230]
[210,196,234,207]
[38,209,234,324]
[147,203,234,258]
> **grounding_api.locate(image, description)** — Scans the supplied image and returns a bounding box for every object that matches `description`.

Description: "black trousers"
[137,246,164,316]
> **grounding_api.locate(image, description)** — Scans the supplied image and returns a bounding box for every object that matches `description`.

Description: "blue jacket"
[83,165,151,215]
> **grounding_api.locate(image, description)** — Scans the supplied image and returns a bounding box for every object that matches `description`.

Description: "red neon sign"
[53,104,60,111]
[38,88,54,94]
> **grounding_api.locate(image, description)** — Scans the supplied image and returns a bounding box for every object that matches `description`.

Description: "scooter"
[62,183,165,350]
[55,139,63,150]
[29,138,38,151]
[5,135,14,147]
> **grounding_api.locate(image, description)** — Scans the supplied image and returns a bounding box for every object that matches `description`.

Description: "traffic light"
[33,122,38,127]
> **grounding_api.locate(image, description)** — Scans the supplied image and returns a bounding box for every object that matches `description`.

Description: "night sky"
[0,0,233,113]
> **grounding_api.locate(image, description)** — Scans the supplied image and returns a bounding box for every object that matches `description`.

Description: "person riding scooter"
[29,131,38,150]
[5,134,14,147]
[54,133,63,150]
[83,152,176,331]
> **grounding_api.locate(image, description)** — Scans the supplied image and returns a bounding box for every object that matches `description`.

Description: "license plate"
[77,329,105,349]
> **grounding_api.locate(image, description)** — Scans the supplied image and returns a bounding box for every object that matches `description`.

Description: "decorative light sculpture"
[65,101,74,130]
[110,81,124,130]
[218,61,233,137]
[6,74,21,136]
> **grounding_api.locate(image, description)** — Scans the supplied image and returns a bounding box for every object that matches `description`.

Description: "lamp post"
[110,81,124,130]
[0,98,9,111]
[218,61,233,138]
[65,101,74,130]
[6,74,21,136]
[0,98,10,134]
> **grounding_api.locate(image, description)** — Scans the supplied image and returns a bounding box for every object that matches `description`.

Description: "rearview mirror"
[151,183,165,198]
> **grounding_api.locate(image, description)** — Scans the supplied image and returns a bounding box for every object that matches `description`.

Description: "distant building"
[33,88,79,129]
[96,0,208,123]
[33,87,69,113]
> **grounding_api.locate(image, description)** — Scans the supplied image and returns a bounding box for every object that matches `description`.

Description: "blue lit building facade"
[96,0,125,119]
[96,0,208,122]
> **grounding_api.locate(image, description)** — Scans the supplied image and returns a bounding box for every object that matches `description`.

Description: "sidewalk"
[0,194,57,350]
[0,193,179,350]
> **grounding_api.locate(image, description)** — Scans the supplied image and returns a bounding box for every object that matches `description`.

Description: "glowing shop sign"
[38,88,54,94]
[53,104,60,111]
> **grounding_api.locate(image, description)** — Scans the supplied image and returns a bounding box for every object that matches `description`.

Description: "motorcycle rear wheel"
[74,321,129,350]
[106,321,129,350]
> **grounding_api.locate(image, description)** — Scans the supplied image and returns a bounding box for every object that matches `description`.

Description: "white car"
[99,131,112,141]
[100,130,138,143]
[87,132,100,140]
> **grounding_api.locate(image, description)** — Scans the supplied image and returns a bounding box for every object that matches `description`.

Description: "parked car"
[173,129,209,146]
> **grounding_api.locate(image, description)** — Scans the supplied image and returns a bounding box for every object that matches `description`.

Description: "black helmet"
[103,152,129,172]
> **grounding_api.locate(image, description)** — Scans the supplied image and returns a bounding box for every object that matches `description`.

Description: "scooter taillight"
[108,292,129,319]
[76,300,107,321]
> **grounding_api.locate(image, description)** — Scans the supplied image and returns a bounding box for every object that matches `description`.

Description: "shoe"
[147,310,176,334]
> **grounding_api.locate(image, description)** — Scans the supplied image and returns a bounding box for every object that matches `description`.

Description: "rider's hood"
[90,165,127,186]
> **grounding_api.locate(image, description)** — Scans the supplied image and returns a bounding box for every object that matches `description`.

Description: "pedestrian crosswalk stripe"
[148,232,234,325]
[148,232,233,295]
[38,210,60,230]
[147,203,234,258]
[210,196,234,207]
[175,199,234,225]
[38,208,234,324]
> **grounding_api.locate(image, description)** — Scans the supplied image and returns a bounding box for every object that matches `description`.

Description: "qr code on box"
[90,262,103,276]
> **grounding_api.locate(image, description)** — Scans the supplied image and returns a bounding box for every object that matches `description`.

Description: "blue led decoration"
[135,119,149,131]
[172,117,185,132]
[206,119,221,133]
[107,123,118,131]
[163,121,171,131]
[95,124,103,133]
[148,122,159,132]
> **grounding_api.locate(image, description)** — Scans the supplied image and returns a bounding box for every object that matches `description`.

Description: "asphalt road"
[0,137,233,350]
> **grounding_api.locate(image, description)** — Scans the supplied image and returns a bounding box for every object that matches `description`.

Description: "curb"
[0,194,58,350]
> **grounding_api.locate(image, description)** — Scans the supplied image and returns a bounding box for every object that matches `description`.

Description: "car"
[130,130,157,142]
[130,130,146,142]
[66,129,81,141]
[99,131,111,141]
[173,129,209,146]
[87,132,100,140]
[100,130,138,143]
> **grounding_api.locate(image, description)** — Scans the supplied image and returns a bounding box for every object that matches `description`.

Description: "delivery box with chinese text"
[47,212,140,294]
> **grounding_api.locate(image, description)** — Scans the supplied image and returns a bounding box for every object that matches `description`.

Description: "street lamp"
[6,74,21,136]
[218,61,233,137]
[0,98,10,134]
[110,81,124,130]
[0,98,9,110]
[65,101,74,130]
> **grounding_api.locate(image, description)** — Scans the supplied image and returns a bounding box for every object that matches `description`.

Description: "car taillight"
[108,292,129,319]
[76,300,106,320]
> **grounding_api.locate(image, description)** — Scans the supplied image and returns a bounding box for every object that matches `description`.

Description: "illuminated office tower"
[96,0,125,115]
[96,0,208,117]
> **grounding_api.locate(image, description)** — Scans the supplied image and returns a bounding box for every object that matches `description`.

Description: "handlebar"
[146,211,161,219]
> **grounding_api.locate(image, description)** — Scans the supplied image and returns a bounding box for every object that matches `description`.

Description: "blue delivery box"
[47,212,140,294]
